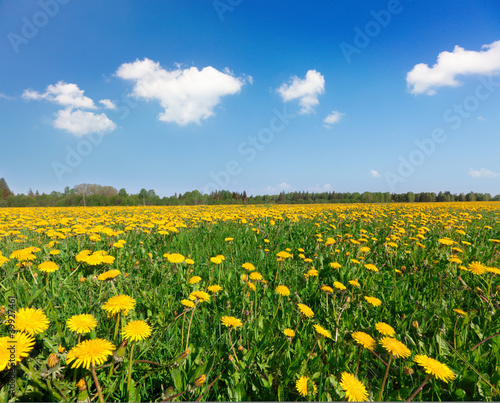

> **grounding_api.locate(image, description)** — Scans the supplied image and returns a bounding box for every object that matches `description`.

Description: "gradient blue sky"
[1,0,500,197]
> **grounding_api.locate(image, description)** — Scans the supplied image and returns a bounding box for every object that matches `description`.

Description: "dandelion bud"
[412,321,419,329]
[403,367,414,375]
[47,353,59,368]
[194,374,206,387]
[229,354,234,362]
[113,340,128,363]
[79,277,85,283]
[57,345,65,354]
[76,379,91,403]
[238,345,244,351]
[475,287,484,294]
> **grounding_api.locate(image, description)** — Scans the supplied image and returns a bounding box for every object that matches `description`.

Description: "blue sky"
[1,0,500,197]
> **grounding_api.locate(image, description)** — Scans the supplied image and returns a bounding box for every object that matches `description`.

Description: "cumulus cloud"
[370,170,381,178]
[22,81,97,109]
[469,168,499,178]
[323,110,345,128]
[407,40,500,95]
[54,107,116,137]
[116,58,249,125]
[99,99,117,110]
[0,93,14,100]
[277,70,325,114]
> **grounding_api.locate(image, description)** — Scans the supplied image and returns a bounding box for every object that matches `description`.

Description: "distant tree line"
[0,178,498,207]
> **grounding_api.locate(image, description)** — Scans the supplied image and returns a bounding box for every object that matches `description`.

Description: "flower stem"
[406,375,430,402]
[113,312,121,345]
[91,363,104,403]
[378,355,392,401]
[126,341,135,396]
[354,347,362,377]
[228,329,240,365]
[185,304,197,350]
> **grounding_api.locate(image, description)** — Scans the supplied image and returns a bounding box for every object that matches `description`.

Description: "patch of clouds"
[407,40,500,95]
[277,70,325,114]
[54,108,116,137]
[323,110,345,128]
[116,58,249,126]
[469,168,499,178]
[22,81,97,109]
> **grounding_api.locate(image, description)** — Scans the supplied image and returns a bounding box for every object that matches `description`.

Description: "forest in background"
[0,178,498,207]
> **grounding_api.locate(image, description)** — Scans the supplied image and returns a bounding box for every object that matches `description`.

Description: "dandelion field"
[1,202,500,402]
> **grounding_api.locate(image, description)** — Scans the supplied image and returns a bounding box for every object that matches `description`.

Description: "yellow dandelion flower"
[0,332,36,370]
[321,285,334,294]
[168,253,185,264]
[189,276,201,284]
[313,324,332,339]
[307,269,319,277]
[189,291,210,303]
[210,256,222,264]
[221,316,242,328]
[340,372,369,402]
[275,285,290,296]
[249,272,263,281]
[468,261,487,275]
[364,296,382,307]
[296,376,317,397]
[379,337,411,358]
[351,331,376,351]
[414,354,456,383]
[375,322,395,336]
[66,338,116,369]
[38,261,59,273]
[453,308,467,316]
[298,303,314,318]
[14,307,50,335]
[284,328,295,338]
[208,285,222,293]
[242,262,255,271]
[101,294,136,316]
[181,299,195,308]
[97,269,120,281]
[349,279,361,287]
[66,314,98,334]
[364,263,379,272]
[334,281,346,291]
[121,320,152,342]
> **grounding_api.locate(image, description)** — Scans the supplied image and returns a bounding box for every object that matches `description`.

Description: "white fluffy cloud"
[469,168,499,178]
[277,70,325,114]
[116,58,249,126]
[370,170,381,178]
[99,99,117,110]
[407,40,500,95]
[323,110,345,128]
[54,108,116,137]
[22,81,97,109]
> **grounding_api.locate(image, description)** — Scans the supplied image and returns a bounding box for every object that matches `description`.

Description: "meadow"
[1,202,499,402]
